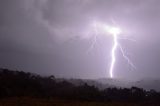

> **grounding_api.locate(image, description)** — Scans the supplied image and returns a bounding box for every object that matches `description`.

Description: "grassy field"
[0,97,158,106]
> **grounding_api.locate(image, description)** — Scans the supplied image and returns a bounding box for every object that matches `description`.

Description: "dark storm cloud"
[0,0,160,80]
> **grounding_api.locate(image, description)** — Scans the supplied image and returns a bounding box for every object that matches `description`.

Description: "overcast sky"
[0,0,160,80]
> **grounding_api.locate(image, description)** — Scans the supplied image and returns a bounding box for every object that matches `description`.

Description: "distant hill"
[0,68,160,104]
[60,78,160,92]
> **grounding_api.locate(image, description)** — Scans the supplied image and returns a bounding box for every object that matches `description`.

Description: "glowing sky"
[0,0,160,80]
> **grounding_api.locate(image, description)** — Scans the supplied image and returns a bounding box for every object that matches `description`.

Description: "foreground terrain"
[0,97,159,106]
[0,68,160,105]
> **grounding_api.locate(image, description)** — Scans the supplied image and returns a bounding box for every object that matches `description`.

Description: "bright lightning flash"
[107,27,120,78]
[87,21,136,79]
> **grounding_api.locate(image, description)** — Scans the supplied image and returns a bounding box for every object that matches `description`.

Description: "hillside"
[0,68,160,105]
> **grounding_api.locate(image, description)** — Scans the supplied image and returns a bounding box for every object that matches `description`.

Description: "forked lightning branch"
[87,21,136,78]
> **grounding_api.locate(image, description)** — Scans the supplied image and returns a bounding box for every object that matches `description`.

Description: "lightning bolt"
[119,44,136,70]
[109,33,118,78]
[109,36,136,78]
[86,21,100,54]
[87,21,136,79]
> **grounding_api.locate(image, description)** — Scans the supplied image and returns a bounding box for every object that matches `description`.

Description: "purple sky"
[0,0,160,80]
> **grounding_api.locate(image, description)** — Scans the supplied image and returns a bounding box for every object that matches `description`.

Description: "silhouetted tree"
[0,68,160,105]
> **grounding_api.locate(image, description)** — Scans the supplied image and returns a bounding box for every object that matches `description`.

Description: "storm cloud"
[0,0,160,80]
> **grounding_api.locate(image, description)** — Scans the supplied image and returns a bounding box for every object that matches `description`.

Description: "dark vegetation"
[0,68,160,105]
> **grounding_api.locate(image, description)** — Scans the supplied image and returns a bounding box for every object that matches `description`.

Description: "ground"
[0,97,159,106]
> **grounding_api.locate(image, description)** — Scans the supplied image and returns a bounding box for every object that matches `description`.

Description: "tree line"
[0,68,160,104]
